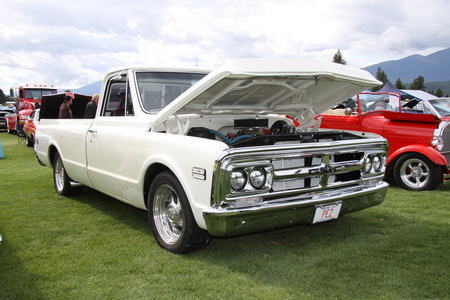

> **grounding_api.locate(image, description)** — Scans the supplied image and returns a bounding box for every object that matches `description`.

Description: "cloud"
[1,0,450,93]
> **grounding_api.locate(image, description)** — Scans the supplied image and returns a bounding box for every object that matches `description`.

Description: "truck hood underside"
[150,58,381,129]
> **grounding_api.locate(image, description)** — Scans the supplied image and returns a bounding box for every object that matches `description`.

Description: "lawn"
[1,131,449,300]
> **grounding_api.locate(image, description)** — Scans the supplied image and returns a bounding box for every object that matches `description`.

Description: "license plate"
[312,201,342,224]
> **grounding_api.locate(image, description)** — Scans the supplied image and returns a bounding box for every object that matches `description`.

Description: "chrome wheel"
[148,171,211,254]
[399,158,430,189]
[54,155,66,193]
[53,152,82,196]
[395,153,441,191]
[153,184,183,245]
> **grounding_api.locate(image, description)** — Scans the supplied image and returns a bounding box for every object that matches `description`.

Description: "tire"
[394,153,441,191]
[26,136,33,147]
[53,152,83,196]
[148,171,211,254]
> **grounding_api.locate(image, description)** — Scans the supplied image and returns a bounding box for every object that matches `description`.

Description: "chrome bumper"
[203,182,389,237]
[442,173,450,184]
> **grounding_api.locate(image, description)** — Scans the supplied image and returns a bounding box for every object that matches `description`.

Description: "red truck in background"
[319,92,450,191]
[5,84,57,134]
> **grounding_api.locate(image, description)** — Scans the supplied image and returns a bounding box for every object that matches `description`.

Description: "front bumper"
[203,182,389,237]
[443,173,450,184]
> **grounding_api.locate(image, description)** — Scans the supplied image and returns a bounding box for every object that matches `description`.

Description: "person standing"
[59,95,73,119]
[34,97,41,109]
[84,93,99,118]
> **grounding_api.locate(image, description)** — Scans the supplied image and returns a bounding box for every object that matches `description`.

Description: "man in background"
[59,95,73,119]
[84,93,99,118]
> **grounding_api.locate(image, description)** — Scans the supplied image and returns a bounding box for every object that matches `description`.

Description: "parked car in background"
[5,101,16,108]
[24,109,40,147]
[0,106,14,130]
[319,92,450,191]
[6,84,56,134]
[403,97,450,118]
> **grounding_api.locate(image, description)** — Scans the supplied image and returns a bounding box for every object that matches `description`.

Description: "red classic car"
[23,109,39,147]
[319,92,450,191]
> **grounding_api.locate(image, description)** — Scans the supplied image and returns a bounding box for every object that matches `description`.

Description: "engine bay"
[186,118,365,148]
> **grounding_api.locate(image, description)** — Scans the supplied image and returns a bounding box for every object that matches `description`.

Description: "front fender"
[388,145,447,167]
[125,134,228,229]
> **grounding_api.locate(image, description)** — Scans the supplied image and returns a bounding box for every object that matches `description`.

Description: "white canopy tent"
[401,90,436,100]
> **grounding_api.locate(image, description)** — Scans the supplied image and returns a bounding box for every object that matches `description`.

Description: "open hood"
[150,58,381,129]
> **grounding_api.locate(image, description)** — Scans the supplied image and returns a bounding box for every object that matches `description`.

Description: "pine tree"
[332,49,347,65]
[0,89,7,104]
[409,76,425,91]
[436,88,443,97]
[372,67,389,92]
[395,78,406,89]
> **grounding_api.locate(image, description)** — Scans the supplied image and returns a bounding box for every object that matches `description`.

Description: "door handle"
[88,129,97,133]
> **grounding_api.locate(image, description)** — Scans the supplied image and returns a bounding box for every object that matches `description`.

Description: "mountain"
[71,48,450,96]
[71,80,102,95]
[362,47,450,83]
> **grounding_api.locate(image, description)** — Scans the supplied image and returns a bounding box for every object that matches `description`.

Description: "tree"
[409,76,425,90]
[0,88,7,104]
[436,88,443,97]
[332,49,347,65]
[372,67,389,92]
[395,78,406,89]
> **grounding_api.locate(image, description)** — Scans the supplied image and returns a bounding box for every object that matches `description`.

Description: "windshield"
[428,98,450,117]
[357,93,401,113]
[136,72,207,112]
[24,89,58,99]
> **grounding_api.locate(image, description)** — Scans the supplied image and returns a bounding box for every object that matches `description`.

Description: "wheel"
[53,152,82,196]
[394,153,441,191]
[26,136,33,147]
[148,171,211,254]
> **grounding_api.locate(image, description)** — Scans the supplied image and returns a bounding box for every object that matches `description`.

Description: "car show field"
[0,131,449,299]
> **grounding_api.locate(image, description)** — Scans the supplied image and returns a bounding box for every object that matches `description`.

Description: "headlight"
[372,155,382,172]
[364,153,385,174]
[249,167,266,189]
[229,165,273,192]
[231,169,247,191]
[364,156,373,173]
[431,137,444,151]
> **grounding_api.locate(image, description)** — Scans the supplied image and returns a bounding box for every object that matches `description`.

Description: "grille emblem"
[309,164,333,176]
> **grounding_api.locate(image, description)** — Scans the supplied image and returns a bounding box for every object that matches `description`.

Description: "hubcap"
[55,158,65,192]
[400,158,430,189]
[153,184,183,245]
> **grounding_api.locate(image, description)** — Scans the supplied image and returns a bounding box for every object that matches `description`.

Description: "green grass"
[1,131,449,299]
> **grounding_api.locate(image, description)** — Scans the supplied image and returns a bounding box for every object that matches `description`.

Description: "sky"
[1,0,450,94]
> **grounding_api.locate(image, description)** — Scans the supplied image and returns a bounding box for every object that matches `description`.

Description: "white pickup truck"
[35,58,389,254]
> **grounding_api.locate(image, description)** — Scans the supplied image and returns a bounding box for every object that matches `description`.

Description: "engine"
[187,118,362,148]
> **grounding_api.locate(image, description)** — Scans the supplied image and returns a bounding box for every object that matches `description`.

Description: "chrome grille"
[272,152,364,191]
[212,138,388,206]
[439,121,450,166]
